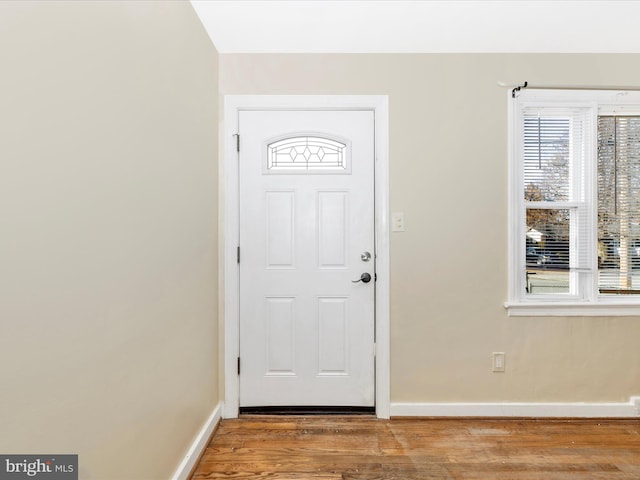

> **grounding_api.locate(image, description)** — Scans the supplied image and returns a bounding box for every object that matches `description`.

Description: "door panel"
[317,297,348,374]
[318,191,348,268]
[265,297,296,375]
[239,110,375,407]
[265,191,295,268]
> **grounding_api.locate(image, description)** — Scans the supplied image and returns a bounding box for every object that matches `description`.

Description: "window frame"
[507,89,640,316]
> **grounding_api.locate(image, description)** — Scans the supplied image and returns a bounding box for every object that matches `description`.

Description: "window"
[598,116,640,294]
[266,135,349,173]
[508,89,640,315]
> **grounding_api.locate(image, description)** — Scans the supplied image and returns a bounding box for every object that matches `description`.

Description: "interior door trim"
[222,95,390,419]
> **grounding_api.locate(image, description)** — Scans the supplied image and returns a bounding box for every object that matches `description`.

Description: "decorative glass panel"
[267,136,347,172]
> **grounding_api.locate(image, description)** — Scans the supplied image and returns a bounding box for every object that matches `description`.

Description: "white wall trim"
[171,402,222,480]
[223,95,390,419]
[505,301,640,316]
[391,398,640,418]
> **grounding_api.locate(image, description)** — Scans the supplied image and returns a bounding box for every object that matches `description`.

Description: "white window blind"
[597,116,640,294]
[523,115,571,202]
[520,108,592,299]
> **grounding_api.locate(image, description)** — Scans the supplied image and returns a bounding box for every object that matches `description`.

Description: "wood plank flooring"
[190,416,640,479]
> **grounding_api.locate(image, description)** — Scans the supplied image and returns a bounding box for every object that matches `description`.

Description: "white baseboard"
[171,402,223,480]
[391,397,640,418]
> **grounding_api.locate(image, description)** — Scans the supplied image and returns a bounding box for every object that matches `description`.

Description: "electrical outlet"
[392,212,405,232]
[492,352,505,372]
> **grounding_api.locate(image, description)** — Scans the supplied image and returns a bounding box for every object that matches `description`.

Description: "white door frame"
[222,95,390,419]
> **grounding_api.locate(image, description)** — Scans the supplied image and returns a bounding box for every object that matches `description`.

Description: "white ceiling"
[191,1,640,54]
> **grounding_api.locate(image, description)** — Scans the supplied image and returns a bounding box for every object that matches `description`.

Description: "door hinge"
[234,133,240,152]
[237,357,241,375]
[237,246,240,264]
[375,272,377,282]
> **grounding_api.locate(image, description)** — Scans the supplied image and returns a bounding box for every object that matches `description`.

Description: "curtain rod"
[498,81,640,98]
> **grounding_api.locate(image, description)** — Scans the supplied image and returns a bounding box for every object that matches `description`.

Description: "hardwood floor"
[190,416,640,479]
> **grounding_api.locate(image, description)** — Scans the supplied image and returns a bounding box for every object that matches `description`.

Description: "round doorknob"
[352,273,372,283]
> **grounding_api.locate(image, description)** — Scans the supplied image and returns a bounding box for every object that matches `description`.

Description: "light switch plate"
[392,212,405,232]
[492,352,505,372]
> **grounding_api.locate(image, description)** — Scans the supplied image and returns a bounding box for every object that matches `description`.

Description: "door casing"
[223,95,390,418]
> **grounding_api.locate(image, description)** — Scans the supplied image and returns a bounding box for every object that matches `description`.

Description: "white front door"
[239,110,375,407]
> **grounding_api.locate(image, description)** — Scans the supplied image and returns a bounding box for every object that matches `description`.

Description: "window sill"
[504,301,640,317]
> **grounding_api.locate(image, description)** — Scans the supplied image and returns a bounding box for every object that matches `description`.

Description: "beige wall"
[0,2,219,478]
[220,54,640,404]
